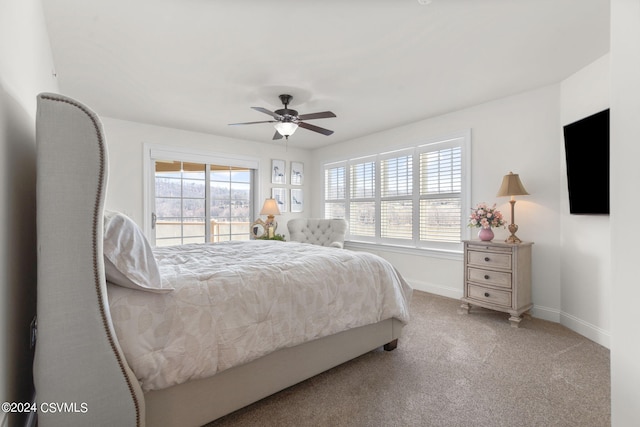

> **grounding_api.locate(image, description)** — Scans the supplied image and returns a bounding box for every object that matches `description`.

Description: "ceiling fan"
[229,94,336,140]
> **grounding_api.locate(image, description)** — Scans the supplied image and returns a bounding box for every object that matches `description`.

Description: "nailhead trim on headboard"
[41,94,142,427]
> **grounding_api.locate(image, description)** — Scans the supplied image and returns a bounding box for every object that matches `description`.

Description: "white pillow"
[103,210,173,293]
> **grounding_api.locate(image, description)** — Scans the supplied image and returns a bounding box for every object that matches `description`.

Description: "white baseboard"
[527,305,610,348]
[560,311,610,349]
[407,279,462,300]
[407,280,610,349]
[530,304,561,323]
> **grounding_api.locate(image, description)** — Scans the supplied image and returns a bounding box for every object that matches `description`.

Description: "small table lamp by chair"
[496,172,529,244]
[260,198,281,238]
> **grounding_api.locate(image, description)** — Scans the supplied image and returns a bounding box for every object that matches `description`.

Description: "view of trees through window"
[154,161,252,246]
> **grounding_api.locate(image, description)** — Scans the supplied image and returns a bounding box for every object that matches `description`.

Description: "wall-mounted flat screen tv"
[563,109,609,215]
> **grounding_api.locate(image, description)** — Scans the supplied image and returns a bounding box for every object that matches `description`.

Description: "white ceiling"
[42,0,610,150]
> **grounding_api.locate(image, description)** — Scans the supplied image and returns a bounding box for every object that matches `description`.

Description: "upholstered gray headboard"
[35,93,144,426]
[287,218,348,248]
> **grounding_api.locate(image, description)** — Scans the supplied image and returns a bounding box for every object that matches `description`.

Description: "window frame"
[143,144,261,244]
[322,130,471,255]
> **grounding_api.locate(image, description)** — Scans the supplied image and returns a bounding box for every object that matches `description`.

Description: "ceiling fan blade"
[251,107,282,119]
[272,131,283,140]
[297,111,336,121]
[228,120,276,126]
[298,121,334,136]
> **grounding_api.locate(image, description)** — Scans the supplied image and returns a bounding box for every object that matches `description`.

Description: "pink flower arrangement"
[468,202,506,229]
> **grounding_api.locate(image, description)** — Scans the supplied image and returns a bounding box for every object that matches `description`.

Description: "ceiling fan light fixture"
[274,122,298,137]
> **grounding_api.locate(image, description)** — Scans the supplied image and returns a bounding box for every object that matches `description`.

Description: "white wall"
[310,85,563,322]
[0,0,58,425]
[559,54,611,346]
[101,117,312,240]
[610,0,640,423]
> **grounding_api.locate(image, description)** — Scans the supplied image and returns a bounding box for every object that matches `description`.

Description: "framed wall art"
[271,159,286,184]
[291,161,304,186]
[272,187,287,213]
[291,188,303,213]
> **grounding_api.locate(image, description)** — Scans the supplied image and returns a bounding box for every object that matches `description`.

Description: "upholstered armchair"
[287,218,348,248]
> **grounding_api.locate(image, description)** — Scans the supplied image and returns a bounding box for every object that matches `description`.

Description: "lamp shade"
[496,172,529,197]
[260,198,281,216]
[274,122,298,137]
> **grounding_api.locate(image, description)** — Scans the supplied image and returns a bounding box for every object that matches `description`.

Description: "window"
[145,146,258,246]
[324,163,346,219]
[419,146,462,243]
[380,153,413,240]
[209,166,252,242]
[154,161,207,245]
[349,159,376,238]
[323,131,470,252]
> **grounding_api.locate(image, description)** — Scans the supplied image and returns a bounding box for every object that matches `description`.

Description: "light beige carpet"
[205,291,610,427]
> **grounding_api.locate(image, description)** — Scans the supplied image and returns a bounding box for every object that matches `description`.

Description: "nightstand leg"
[459,301,470,314]
[509,314,523,328]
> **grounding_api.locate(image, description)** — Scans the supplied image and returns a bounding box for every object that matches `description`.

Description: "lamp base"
[505,235,522,244]
[265,215,277,238]
[505,223,522,244]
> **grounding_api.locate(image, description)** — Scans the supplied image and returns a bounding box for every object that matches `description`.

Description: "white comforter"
[107,240,412,391]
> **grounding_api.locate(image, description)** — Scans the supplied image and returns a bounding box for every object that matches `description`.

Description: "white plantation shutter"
[381,200,413,239]
[381,155,412,197]
[349,201,376,236]
[349,160,376,237]
[350,161,375,198]
[380,154,413,240]
[419,146,462,243]
[419,198,461,242]
[324,163,346,219]
[323,131,469,251]
[421,147,462,195]
[325,165,345,199]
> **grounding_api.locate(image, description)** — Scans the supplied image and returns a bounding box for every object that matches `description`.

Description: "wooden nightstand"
[459,240,533,327]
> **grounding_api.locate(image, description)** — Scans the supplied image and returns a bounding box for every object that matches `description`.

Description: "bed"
[34,92,412,427]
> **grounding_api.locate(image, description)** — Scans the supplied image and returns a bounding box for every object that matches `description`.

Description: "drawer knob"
[484,257,490,262]
[484,274,490,280]
[484,292,490,297]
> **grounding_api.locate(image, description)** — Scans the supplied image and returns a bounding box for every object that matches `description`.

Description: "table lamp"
[260,198,281,238]
[496,172,529,244]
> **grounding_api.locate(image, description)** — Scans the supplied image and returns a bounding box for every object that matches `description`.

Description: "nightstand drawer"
[467,267,512,289]
[467,244,513,253]
[467,250,512,270]
[467,284,512,308]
